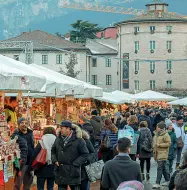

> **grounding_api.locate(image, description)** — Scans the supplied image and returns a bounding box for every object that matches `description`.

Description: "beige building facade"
[115,0,187,93]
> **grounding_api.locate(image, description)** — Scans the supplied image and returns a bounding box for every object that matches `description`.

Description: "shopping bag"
[85,160,104,182]
[32,140,47,170]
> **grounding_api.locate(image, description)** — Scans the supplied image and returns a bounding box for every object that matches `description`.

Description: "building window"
[135,61,139,71]
[166,80,172,89]
[134,80,139,90]
[166,26,172,31]
[150,80,156,90]
[13,55,19,61]
[106,75,112,85]
[56,54,62,64]
[106,58,111,67]
[166,61,172,70]
[134,27,140,33]
[166,41,172,50]
[101,32,104,39]
[42,55,48,64]
[150,61,155,71]
[92,58,97,67]
[91,75,97,85]
[150,26,156,31]
[135,41,140,51]
[150,41,156,50]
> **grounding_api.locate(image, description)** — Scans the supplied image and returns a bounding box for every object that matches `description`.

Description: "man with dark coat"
[11,117,34,190]
[139,110,153,134]
[101,137,142,190]
[51,120,89,190]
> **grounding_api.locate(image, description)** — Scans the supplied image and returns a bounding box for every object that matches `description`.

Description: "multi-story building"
[0,30,89,82]
[115,0,187,92]
[96,26,118,39]
[85,38,118,91]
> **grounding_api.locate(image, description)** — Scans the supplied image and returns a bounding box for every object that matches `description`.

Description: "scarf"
[63,130,73,146]
[42,134,56,164]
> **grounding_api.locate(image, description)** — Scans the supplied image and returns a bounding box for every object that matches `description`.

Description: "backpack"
[174,168,187,190]
[99,132,112,152]
[141,131,152,153]
[118,125,135,145]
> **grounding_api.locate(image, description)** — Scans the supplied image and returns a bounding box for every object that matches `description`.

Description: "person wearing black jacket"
[11,117,34,190]
[101,137,142,190]
[51,120,89,190]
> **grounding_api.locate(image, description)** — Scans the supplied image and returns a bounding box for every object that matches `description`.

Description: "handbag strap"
[39,140,45,149]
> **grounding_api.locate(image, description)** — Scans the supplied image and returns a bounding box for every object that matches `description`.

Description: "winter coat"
[82,122,95,146]
[129,124,140,155]
[82,115,103,138]
[51,125,89,186]
[81,129,96,181]
[168,130,177,160]
[32,134,56,178]
[100,128,118,150]
[101,155,142,190]
[11,128,34,168]
[139,115,152,133]
[153,130,171,161]
[173,123,185,140]
[169,164,187,190]
[119,118,127,129]
[137,128,153,159]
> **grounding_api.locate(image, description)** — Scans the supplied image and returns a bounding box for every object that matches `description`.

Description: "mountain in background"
[0,0,186,40]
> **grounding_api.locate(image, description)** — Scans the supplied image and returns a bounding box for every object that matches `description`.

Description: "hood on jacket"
[82,130,90,140]
[11,128,33,139]
[91,115,101,122]
[154,130,167,136]
[72,124,83,139]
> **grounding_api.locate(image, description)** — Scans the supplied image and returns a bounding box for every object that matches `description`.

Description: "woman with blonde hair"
[100,118,118,162]
[127,115,140,161]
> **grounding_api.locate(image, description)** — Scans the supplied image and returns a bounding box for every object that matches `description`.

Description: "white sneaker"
[153,184,161,189]
[162,181,169,186]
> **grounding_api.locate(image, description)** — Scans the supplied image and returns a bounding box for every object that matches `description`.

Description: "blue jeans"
[156,160,170,184]
[81,179,90,190]
[37,177,54,190]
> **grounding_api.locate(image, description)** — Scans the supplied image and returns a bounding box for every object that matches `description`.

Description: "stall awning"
[0,55,46,92]
[168,97,187,106]
[94,92,127,105]
[111,90,134,103]
[28,64,103,98]
[134,90,178,101]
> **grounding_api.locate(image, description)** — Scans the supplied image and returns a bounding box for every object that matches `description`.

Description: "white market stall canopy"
[168,97,187,106]
[0,55,46,92]
[29,64,103,98]
[94,92,128,105]
[111,90,134,103]
[134,90,178,101]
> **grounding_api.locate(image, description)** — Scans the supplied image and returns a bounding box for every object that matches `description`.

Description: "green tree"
[59,53,80,78]
[70,20,103,43]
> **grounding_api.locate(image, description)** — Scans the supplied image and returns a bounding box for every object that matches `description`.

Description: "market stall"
[0,55,49,190]
[168,97,187,106]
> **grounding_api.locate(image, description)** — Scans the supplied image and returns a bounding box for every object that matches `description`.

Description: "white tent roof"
[0,55,46,92]
[111,90,134,103]
[168,97,187,106]
[29,64,103,98]
[134,90,178,101]
[94,92,127,104]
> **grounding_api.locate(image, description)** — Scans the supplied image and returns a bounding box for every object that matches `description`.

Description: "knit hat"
[177,116,183,121]
[60,120,72,128]
[18,117,26,125]
[91,110,98,116]
[157,121,166,130]
[165,118,172,128]
[117,180,144,190]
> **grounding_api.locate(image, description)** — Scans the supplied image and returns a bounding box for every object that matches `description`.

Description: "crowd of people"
[9,106,187,190]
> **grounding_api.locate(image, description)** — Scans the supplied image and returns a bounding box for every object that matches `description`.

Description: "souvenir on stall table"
[7,161,13,178]
[3,164,8,183]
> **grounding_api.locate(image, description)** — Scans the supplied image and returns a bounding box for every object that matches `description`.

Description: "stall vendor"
[5,97,18,133]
